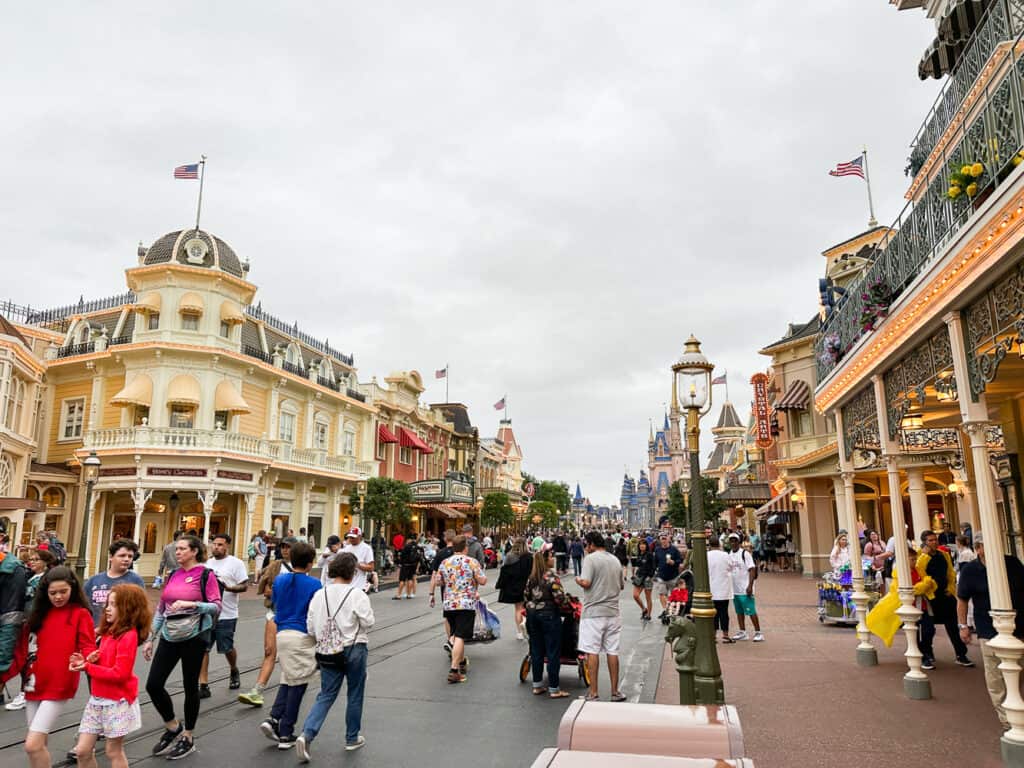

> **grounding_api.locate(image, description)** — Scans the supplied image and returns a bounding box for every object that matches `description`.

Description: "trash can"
[556,700,744,759]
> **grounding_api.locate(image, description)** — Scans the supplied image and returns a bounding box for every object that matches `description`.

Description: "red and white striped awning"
[377,424,399,444]
[398,427,433,454]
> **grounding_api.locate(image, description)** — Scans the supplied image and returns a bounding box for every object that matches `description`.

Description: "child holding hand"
[72,583,152,768]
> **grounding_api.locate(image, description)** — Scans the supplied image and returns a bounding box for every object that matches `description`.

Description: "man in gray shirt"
[575,531,625,702]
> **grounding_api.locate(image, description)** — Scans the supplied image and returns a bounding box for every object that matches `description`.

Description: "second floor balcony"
[83,425,374,477]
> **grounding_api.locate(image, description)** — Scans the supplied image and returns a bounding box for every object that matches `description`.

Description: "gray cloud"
[1,1,939,505]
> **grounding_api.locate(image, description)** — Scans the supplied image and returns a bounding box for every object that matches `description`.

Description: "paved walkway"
[655,572,1004,768]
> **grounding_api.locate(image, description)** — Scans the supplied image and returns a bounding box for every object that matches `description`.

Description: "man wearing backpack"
[728,534,764,642]
[199,533,248,697]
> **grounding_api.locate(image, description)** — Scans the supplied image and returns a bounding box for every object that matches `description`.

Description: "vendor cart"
[816,561,880,625]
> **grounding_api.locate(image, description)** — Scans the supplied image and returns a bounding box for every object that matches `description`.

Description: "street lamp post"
[75,450,102,582]
[672,335,724,705]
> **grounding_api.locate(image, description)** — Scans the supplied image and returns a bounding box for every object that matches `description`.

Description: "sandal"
[579,693,600,701]
[721,637,736,644]
[610,692,627,702]
[549,690,570,699]
[532,688,549,695]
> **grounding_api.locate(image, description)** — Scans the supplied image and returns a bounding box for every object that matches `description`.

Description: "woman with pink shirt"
[142,535,221,761]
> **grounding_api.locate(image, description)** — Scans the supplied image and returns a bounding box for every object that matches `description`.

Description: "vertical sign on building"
[751,373,773,449]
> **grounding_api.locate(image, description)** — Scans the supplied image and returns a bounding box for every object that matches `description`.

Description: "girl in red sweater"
[0,566,95,768]
[71,583,152,768]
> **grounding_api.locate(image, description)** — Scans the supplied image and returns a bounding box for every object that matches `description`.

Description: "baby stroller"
[661,570,694,625]
[517,596,591,688]
[483,547,499,569]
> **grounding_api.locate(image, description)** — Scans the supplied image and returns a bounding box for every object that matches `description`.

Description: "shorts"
[205,618,237,654]
[443,609,476,641]
[653,577,678,597]
[733,594,758,616]
[632,576,653,590]
[79,697,142,738]
[399,564,417,581]
[578,616,622,655]
[25,699,69,734]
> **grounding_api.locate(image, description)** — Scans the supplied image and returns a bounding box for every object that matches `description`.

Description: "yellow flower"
[967,182,978,197]
[1015,156,1023,167]
[948,186,962,198]
[971,162,984,177]
[961,164,973,176]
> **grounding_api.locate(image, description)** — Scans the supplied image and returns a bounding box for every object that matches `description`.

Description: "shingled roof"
[0,314,27,346]
[760,315,820,353]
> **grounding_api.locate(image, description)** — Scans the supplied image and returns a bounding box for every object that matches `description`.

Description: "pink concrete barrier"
[531,748,754,768]
[555,700,744,759]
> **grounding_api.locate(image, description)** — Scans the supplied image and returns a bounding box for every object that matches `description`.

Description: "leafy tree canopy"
[362,477,413,527]
[480,492,515,529]
[528,500,560,529]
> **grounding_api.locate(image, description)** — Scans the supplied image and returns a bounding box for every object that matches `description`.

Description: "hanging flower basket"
[947,161,985,200]
[858,278,891,332]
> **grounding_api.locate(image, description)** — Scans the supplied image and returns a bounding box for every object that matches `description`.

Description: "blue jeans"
[270,683,308,738]
[301,643,368,744]
[526,611,562,691]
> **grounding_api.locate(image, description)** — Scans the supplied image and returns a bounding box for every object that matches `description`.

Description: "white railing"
[84,427,361,476]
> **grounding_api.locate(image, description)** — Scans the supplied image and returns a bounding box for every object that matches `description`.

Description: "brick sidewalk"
[655,572,1004,768]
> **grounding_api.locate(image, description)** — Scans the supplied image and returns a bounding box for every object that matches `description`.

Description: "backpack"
[49,538,67,564]
[247,540,257,559]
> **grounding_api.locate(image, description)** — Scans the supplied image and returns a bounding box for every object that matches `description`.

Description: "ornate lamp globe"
[672,335,715,415]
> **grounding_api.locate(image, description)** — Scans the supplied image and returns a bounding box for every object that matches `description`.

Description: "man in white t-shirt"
[706,535,736,643]
[201,533,249,695]
[727,534,763,642]
[342,527,375,593]
[318,535,343,586]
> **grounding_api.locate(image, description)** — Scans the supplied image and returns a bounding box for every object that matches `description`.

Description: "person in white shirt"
[318,535,343,586]
[296,552,375,759]
[706,535,737,643]
[201,533,249,694]
[727,535,763,642]
[341,527,375,593]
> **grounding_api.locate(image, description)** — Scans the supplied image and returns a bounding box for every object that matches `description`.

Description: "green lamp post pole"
[75,450,102,582]
[673,335,724,705]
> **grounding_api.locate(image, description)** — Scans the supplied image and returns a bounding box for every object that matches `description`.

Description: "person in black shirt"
[916,529,972,670]
[957,531,1024,728]
[652,533,683,622]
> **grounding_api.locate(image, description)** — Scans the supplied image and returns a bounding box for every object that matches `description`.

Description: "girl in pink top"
[72,583,152,768]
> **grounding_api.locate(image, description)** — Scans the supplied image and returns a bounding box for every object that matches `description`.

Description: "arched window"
[279,400,299,444]
[26,485,39,501]
[313,412,330,450]
[12,380,25,433]
[343,424,356,456]
[42,487,65,508]
[285,344,302,367]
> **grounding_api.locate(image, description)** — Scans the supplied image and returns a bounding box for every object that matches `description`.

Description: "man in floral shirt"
[431,536,486,684]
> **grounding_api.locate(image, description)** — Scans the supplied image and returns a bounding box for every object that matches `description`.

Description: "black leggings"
[713,600,730,635]
[146,634,207,731]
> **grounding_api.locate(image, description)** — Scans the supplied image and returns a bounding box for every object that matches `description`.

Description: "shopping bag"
[471,598,501,642]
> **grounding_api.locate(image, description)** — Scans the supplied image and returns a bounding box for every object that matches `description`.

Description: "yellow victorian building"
[3,228,377,576]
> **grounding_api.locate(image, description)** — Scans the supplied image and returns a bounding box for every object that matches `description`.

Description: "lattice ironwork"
[988,424,1007,449]
[965,260,1024,398]
[881,328,956,440]
[899,427,963,451]
[842,385,880,460]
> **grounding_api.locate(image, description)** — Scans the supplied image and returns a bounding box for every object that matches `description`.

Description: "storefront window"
[143,522,158,553]
[112,514,135,541]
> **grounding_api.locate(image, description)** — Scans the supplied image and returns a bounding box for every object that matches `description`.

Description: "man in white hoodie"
[295,552,375,761]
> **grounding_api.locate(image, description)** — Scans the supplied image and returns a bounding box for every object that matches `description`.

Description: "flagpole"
[724,370,729,402]
[862,147,878,228]
[445,363,449,403]
[194,155,207,232]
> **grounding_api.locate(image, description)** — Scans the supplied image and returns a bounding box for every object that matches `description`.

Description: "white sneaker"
[5,692,25,710]
[731,631,748,641]
[516,630,524,641]
[345,735,366,751]
[753,632,765,642]
[295,734,310,763]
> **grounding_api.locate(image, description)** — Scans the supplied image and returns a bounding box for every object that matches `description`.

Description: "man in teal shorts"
[727,534,763,642]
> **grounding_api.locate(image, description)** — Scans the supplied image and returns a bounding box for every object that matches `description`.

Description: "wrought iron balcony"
[281,360,305,377]
[898,426,962,452]
[817,12,1024,384]
[346,387,367,403]
[56,341,96,358]
[243,344,275,365]
[244,304,354,367]
[317,375,341,392]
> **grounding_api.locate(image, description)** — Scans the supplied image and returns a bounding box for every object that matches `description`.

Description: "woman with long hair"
[829,532,851,571]
[523,546,570,699]
[143,535,221,761]
[496,537,532,640]
[73,583,152,768]
[862,530,888,585]
[0,566,94,768]
[631,538,656,620]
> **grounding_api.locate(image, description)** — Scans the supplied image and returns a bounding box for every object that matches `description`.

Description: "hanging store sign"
[411,481,445,499]
[217,470,254,481]
[147,467,208,478]
[99,467,137,477]
[751,373,773,449]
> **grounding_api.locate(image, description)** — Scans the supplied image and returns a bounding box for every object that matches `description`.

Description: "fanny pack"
[163,613,204,642]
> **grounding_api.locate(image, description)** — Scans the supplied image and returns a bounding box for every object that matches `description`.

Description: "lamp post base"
[856,646,878,667]
[1002,736,1024,768]
[904,675,932,700]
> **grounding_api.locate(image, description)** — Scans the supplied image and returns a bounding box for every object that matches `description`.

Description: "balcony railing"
[244,304,354,366]
[56,341,96,358]
[346,387,366,402]
[281,360,305,377]
[817,15,1024,383]
[910,0,1024,173]
[0,292,136,328]
[110,335,132,346]
[317,375,341,392]
[83,427,368,475]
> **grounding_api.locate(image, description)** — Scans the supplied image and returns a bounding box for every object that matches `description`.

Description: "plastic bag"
[471,598,501,642]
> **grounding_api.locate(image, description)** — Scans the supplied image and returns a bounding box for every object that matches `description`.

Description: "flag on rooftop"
[493,396,506,411]
[711,374,727,385]
[174,163,199,179]
[435,366,447,379]
[828,156,865,179]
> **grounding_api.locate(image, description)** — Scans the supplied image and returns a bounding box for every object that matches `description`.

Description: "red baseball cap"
[345,527,363,539]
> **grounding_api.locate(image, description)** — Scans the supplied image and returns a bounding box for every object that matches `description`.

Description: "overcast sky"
[2,2,940,506]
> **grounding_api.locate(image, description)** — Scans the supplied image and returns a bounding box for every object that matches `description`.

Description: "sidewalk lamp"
[75,451,102,581]
[671,335,724,705]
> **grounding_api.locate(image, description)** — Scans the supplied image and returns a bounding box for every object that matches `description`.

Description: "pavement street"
[0,573,667,768]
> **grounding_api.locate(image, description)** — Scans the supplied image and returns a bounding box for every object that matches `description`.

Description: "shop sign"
[523,482,535,498]
[99,467,137,477]
[449,480,473,502]
[411,481,444,499]
[217,470,253,482]
[147,467,207,478]
[751,373,773,449]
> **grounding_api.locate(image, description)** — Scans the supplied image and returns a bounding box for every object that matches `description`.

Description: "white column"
[131,486,153,545]
[906,467,930,541]
[199,489,217,543]
[87,365,104,432]
[872,374,930,698]
[304,401,315,449]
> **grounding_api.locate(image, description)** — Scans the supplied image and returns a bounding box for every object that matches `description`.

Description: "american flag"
[711,374,727,385]
[435,366,447,379]
[174,163,199,179]
[828,156,865,179]
[493,396,506,411]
